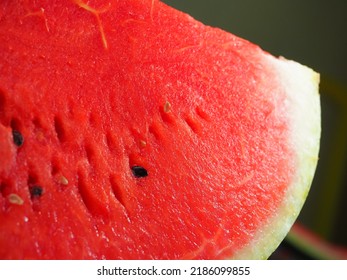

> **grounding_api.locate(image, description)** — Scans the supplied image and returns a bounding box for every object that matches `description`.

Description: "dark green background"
[162,0,347,254]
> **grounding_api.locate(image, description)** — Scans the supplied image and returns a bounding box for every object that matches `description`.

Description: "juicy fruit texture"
[0,0,320,259]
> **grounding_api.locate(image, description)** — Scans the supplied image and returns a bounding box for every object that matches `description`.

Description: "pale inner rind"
[233,54,321,259]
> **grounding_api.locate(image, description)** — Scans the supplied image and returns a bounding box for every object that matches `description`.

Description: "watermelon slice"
[0,0,320,259]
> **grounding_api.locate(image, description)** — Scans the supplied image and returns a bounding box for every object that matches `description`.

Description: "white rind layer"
[233,54,321,259]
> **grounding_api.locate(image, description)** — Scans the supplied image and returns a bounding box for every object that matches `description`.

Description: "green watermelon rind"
[233,55,321,259]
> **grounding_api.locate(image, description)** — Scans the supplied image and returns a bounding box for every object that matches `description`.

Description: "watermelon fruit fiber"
[0,0,320,259]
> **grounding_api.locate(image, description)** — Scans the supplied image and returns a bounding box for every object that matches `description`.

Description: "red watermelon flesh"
[0,0,320,259]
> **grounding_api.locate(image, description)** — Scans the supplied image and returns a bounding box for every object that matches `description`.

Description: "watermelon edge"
[233,55,321,259]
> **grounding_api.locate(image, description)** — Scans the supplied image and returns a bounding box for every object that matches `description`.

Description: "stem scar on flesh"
[23,7,50,32]
[72,0,111,50]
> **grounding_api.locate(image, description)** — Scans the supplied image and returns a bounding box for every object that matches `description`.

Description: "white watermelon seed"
[8,193,24,205]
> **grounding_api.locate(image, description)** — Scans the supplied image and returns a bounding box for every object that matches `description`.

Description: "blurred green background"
[162,0,347,259]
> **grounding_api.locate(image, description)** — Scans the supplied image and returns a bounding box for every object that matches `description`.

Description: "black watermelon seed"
[12,130,24,146]
[131,166,148,178]
[29,185,43,198]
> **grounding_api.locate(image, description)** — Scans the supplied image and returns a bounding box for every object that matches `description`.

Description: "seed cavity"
[0,90,6,111]
[54,115,66,142]
[109,174,127,209]
[148,123,163,140]
[12,130,24,146]
[29,185,43,198]
[105,132,116,152]
[195,106,211,122]
[184,115,201,134]
[131,166,148,178]
[85,143,95,164]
